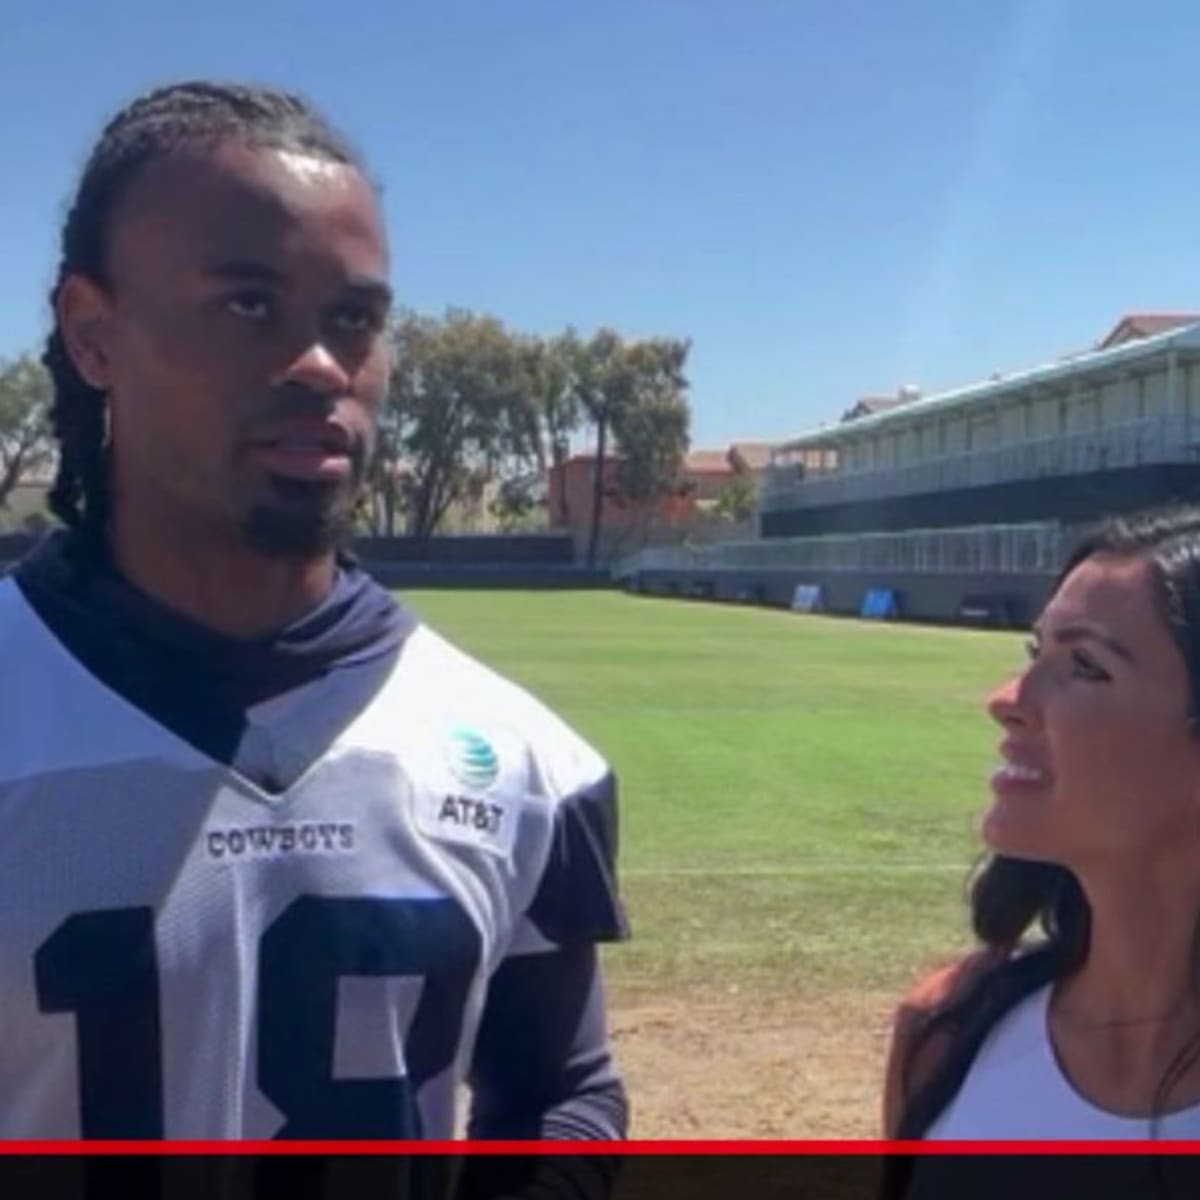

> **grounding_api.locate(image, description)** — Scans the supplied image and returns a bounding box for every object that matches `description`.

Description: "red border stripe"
[1,1140,1200,1155]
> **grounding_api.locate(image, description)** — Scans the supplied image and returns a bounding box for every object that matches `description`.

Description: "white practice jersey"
[0,576,620,1139]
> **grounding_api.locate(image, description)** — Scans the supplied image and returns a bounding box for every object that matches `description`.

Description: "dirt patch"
[609,989,896,1139]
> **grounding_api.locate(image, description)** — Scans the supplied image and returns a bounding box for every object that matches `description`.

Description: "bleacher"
[623,522,1064,576]
[622,319,1200,626]
[619,522,1064,626]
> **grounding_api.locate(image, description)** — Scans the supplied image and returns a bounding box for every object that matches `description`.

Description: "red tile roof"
[729,441,773,471]
[1096,312,1200,349]
[841,395,913,422]
[684,449,733,474]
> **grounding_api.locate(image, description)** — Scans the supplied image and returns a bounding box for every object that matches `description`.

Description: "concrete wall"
[0,532,606,590]
[374,563,610,589]
[632,565,1055,627]
[353,533,574,565]
[0,532,576,568]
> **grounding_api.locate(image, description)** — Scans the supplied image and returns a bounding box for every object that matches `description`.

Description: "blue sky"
[3,1,1199,447]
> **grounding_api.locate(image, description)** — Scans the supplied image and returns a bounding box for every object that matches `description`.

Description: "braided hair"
[44,81,363,557]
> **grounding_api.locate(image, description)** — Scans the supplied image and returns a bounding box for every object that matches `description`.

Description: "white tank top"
[926,984,1200,1139]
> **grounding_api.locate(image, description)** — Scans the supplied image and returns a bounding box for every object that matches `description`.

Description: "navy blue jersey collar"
[13,531,415,777]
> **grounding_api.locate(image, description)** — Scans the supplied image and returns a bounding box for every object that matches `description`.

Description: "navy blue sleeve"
[458,944,625,1198]
[467,943,626,1141]
[526,772,629,946]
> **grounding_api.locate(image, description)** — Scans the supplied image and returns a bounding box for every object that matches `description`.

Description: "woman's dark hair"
[43,81,363,558]
[896,504,1200,1143]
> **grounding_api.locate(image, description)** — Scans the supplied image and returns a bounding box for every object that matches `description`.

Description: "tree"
[382,309,539,538]
[488,472,545,532]
[0,354,53,510]
[609,339,691,506]
[573,332,691,566]
[569,330,623,566]
[362,423,404,535]
[713,471,759,522]
[519,332,581,527]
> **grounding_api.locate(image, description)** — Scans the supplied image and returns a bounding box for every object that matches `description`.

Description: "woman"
[885,506,1200,1147]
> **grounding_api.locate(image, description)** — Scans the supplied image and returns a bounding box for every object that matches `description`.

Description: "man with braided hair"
[0,82,628,1167]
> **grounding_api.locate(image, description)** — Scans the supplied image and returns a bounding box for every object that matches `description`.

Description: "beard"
[232,388,378,560]
[238,450,367,560]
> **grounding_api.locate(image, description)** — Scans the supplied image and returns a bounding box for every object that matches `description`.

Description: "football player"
[0,80,628,1170]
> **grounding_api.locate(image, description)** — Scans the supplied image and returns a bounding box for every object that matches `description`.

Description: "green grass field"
[400,589,1024,1006]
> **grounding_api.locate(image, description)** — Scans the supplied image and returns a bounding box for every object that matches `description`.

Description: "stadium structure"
[623,315,1200,626]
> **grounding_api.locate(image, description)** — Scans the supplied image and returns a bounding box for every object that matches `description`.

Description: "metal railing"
[760,416,1200,512]
[619,521,1065,578]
